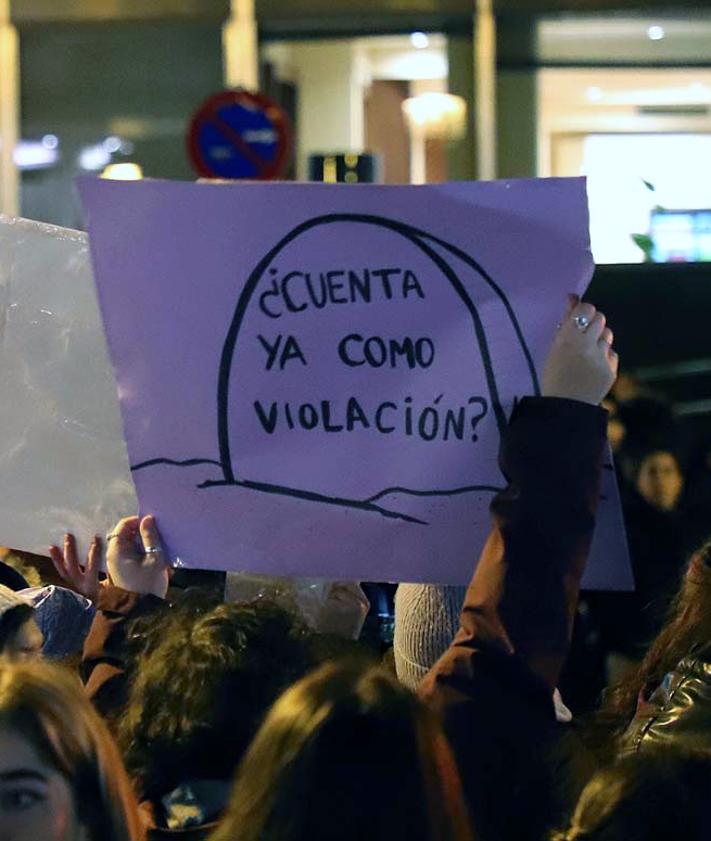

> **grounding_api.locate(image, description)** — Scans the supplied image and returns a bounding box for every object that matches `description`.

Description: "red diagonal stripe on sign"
[209,110,270,174]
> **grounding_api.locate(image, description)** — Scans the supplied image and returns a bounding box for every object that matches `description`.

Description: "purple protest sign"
[79,177,632,589]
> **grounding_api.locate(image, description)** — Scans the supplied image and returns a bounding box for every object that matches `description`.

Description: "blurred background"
[2,0,711,678]
[1,0,710,457]
[0,1,708,255]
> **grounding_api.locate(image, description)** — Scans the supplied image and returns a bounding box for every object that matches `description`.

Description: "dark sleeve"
[81,585,166,719]
[418,397,607,841]
[420,396,607,702]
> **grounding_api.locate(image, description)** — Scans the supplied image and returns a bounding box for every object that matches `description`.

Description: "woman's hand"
[49,534,102,603]
[105,515,170,599]
[541,296,618,406]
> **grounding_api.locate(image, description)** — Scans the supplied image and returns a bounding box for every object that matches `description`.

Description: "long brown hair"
[551,749,711,841]
[210,659,474,841]
[0,659,145,841]
[598,539,711,744]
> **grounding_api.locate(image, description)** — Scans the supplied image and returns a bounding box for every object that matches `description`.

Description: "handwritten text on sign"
[80,178,632,589]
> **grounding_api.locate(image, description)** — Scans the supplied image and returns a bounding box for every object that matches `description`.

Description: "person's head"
[553,749,711,841]
[0,587,43,661]
[600,539,711,740]
[634,449,683,512]
[611,373,640,404]
[0,659,144,841]
[120,599,311,801]
[211,659,473,841]
[602,400,626,454]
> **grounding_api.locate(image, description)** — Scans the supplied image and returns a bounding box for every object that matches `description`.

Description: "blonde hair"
[0,659,145,841]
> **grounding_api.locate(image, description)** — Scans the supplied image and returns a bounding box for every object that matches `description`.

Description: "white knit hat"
[394,584,466,691]
[0,584,32,619]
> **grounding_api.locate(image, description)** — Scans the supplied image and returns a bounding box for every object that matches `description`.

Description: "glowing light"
[103,136,123,153]
[586,86,604,103]
[79,144,111,171]
[410,31,430,50]
[647,25,665,41]
[41,134,59,150]
[100,162,143,181]
[13,142,58,169]
[402,93,467,140]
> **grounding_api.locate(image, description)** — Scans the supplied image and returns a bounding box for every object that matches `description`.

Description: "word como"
[338,334,435,370]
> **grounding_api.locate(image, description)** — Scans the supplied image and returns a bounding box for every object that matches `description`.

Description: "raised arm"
[81,515,169,718]
[418,299,617,841]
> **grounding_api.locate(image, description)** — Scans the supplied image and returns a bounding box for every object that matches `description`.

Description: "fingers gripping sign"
[542,297,619,406]
[106,515,170,599]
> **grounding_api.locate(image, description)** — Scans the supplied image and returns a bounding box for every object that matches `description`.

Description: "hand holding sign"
[542,297,619,406]
[106,516,169,599]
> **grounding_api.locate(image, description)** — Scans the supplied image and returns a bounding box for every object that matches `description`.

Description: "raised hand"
[105,515,170,599]
[541,296,618,406]
[49,533,102,603]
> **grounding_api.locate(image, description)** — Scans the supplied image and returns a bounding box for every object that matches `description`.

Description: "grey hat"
[394,583,466,690]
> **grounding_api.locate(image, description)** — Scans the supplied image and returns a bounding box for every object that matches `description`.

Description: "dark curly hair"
[119,599,311,801]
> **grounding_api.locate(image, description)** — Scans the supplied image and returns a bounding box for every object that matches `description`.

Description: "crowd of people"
[0,296,709,841]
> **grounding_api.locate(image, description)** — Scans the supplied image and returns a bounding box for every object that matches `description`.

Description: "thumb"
[139,515,163,554]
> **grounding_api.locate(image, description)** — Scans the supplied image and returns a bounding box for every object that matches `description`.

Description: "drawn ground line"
[365,484,505,503]
[197,478,429,525]
[131,457,222,471]
[131,458,612,524]
[131,458,510,525]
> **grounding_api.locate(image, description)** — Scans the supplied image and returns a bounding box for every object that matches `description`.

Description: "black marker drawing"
[131,214,540,524]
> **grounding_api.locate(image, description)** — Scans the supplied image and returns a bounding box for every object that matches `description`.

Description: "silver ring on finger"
[573,314,591,331]
[144,546,161,555]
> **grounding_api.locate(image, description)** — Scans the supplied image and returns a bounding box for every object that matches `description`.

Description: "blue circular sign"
[188,89,290,180]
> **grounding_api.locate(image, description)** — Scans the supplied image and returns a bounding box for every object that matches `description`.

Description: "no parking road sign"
[187,89,290,180]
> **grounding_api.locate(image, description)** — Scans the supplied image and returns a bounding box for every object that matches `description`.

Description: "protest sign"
[80,177,632,588]
[0,216,137,557]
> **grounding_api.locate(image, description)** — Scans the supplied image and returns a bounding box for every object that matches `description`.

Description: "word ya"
[259,267,425,319]
[253,395,489,443]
